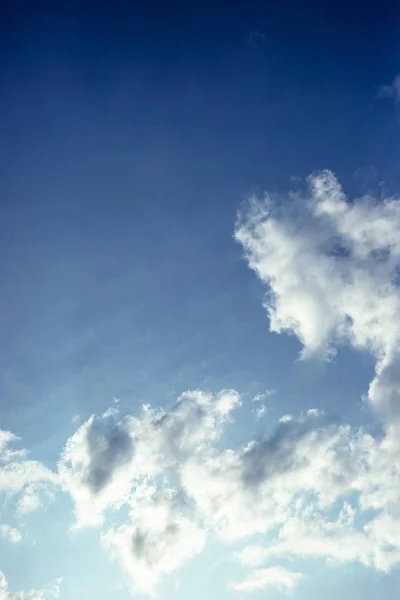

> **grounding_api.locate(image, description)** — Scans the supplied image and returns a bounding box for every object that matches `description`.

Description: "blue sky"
[1,1,400,598]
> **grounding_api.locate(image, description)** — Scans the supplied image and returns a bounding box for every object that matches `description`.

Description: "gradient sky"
[1,1,400,599]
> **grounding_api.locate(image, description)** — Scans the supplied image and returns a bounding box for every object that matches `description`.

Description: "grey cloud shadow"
[85,419,134,495]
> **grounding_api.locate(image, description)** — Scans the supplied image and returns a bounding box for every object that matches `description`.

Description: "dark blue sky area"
[0,0,398,445]
[2,0,400,207]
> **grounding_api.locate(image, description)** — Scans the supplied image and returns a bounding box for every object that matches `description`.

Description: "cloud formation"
[235,170,400,423]
[59,390,240,529]
[8,171,400,596]
[230,170,400,586]
[180,409,396,546]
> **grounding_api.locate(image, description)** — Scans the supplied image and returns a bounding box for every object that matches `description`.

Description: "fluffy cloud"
[236,500,400,574]
[231,566,304,592]
[59,380,400,592]
[59,390,241,528]
[181,409,379,541]
[0,572,62,600]
[102,486,206,595]
[235,170,400,423]
[127,389,241,479]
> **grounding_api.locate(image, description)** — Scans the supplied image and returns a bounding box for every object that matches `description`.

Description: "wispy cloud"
[379,75,400,102]
[252,388,276,402]
[0,524,22,543]
[231,566,304,592]
[252,404,267,420]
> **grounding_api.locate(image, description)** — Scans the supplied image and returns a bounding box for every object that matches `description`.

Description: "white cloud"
[128,389,241,479]
[181,402,384,541]
[235,170,400,424]
[236,500,400,574]
[58,389,242,591]
[0,571,62,600]
[59,390,241,529]
[0,524,22,543]
[0,432,26,463]
[0,429,58,515]
[0,462,57,496]
[102,486,206,595]
[231,566,303,592]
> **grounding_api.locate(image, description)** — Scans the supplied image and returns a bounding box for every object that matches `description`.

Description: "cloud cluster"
[58,390,240,529]
[58,390,240,591]
[57,170,400,592]
[60,393,400,593]
[0,572,62,600]
[229,170,400,588]
[181,413,375,540]
[8,171,400,596]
